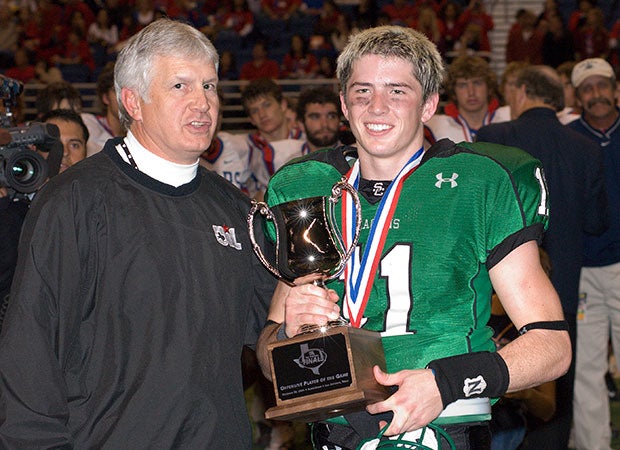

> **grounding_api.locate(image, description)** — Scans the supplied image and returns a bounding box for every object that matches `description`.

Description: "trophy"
[247,179,390,422]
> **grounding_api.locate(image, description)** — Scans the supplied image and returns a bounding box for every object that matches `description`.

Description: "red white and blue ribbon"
[454,111,494,142]
[342,147,424,327]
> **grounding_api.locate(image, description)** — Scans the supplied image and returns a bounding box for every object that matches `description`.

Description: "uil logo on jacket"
[213,224,242,250]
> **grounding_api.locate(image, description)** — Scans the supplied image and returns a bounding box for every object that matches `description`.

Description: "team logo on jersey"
[463,375,487,397]
[213,224,242,250]
[435,172,459,188]
[294,343,327,375]
[372,182,386,197]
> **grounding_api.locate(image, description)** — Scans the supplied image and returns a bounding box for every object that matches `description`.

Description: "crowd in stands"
[506,0,620,68]
[0,0,618,86]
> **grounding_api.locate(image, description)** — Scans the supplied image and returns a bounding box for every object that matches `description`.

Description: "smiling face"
[340,54,438,179]
[576,75,618,127]
[122,54,219,164]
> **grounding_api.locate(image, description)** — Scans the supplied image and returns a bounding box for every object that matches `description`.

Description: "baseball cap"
[571,58,614,88]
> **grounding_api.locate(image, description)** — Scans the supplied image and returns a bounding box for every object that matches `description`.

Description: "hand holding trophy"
[247,179,389,422]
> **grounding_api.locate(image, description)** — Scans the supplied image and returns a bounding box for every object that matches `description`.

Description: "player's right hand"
[284,275,340,337]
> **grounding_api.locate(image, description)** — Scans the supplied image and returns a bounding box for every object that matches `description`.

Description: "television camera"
[0,75,62,199]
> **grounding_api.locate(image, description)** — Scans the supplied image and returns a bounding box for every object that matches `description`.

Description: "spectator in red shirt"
[568,0,595,33]
[19,0,65,65]
[609,17,620,66]
[412,4,446,52]
[61,10,89,49]
[223,0,255,37]
[240,40,281,80]
[18,6,45,58]
[451,22,490,61]
[440,1,463,55]
[458,0,494,53]
[166,0,209,28]
[4,48,36,84]
[313,0,342,36]
[61,0,96,30]
[51,28,95,82]
[261,0,302,21]
[380,0,415,26]
[88,9,120,69]
[210,0,255,55]
[281,34,319,78]
[200,2,230,41]
[505,8,544,64]
[574,6,609,60]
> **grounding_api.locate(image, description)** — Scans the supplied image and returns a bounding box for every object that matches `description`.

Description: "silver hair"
[114,18,219,129]
[336,25,444,101]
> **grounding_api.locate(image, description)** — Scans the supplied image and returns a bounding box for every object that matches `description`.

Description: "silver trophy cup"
[247,179,362,290]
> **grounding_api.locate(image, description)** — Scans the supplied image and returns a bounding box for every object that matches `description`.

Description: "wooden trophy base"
[265,325,390,422]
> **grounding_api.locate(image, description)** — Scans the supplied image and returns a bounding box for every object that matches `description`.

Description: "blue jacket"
[568,110,620,268]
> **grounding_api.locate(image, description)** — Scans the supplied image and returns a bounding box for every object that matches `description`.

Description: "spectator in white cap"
[571,57,615,90]
[568,57,620,450]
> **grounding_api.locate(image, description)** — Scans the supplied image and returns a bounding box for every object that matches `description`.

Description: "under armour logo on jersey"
[463,375,487,397]
[435,172,459,188]
[372,182,386,197]
[213,224,242,250]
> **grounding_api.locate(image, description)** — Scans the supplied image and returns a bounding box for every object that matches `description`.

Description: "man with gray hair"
[477,64,609,450]
[0,18,280,448]
[257,26,570,449]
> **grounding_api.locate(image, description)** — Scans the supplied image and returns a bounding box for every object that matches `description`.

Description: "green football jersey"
[265,139,549,373]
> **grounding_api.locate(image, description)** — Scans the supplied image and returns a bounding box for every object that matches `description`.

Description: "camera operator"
[0,76,65,328]
[40,109,89,174]
[0,117,76,324]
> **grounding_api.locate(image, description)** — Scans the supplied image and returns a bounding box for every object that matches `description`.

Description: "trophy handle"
[323,179,362,282]
[247,201,290,283]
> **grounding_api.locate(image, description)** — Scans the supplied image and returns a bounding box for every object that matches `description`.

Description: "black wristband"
[426,351,510,408]
[519,320,569,335]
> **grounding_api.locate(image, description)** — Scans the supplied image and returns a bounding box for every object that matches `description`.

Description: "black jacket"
[477,107,609,314]
[0,139,276,449]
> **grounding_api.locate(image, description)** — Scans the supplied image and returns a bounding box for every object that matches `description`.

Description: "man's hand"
[366,366,444,436]
[283,275,340,337]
